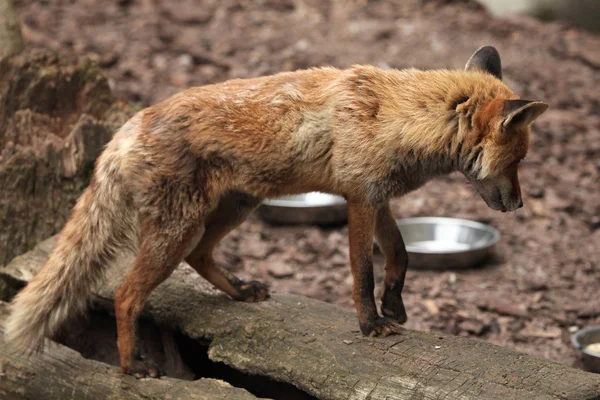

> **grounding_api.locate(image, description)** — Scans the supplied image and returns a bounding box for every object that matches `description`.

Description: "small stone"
[152,54,169,71]
[267,261,294,278]
[343,339,353,345]
[422,299,439,315]
[568,325,579,333]
[448,273,457,284]
[295,39,309,51]
[434,346,441,349]
[177,53,193,67]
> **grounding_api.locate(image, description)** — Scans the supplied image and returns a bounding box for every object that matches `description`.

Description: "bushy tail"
[5,149,138,353]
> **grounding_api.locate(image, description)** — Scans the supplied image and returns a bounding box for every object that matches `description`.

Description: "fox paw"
[361,317,404,338]
[381,289,408,324]
[234,280,270,302]
[124,359,162,379]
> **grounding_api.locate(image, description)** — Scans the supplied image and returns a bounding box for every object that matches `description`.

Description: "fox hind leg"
[115,215,204,378]
[185,191,269,302]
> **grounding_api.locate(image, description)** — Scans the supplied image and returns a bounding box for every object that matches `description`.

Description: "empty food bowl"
[257,192,347,226]
[379,217,501,270]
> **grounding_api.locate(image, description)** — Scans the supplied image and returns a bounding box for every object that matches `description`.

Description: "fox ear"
[465,45,502,80]
[502,100,549,130]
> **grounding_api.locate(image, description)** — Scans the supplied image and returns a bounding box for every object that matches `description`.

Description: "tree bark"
[0,48,136,266]
[1,236,599,400]
[0,0,23,59]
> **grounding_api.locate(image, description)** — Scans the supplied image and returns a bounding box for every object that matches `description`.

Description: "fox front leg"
[347,200,403,337]
[374,203,408,324]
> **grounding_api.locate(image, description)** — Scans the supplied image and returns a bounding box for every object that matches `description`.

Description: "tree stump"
[0,0,23,59]
[0,48,136,266]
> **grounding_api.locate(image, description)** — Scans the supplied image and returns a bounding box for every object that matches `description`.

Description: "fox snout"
[499,189,524,213]
[470,173,523,213]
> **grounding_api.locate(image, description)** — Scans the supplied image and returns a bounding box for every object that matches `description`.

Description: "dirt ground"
[14,0,600,370]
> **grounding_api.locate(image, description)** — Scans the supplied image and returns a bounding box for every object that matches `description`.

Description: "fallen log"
[1,236,599,400]
[0,304,267,399]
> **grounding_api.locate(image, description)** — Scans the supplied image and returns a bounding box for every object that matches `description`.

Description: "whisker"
[521,194,534,218]
[512,209,520,220]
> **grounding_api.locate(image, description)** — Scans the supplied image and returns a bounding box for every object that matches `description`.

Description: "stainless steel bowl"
[257,192,347,226]
[571,326,600,373]
[386,217,501,270]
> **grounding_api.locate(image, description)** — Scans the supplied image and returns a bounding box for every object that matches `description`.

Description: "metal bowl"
[571,326,600,373]
[387,217,501,270]
[257,192,347,226]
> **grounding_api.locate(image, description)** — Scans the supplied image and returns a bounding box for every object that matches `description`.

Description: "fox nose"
[517,200,523,209]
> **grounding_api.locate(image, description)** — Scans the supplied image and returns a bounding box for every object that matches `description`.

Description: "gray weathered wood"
[0,304,266,400]
[2,236,600,400]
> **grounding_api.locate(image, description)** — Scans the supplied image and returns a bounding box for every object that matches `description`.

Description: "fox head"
[459,45,548,212]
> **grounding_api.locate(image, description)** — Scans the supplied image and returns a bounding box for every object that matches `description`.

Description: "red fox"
[5,46,548,377]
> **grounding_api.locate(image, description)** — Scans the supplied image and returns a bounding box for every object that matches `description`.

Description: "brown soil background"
[13,0,600,369]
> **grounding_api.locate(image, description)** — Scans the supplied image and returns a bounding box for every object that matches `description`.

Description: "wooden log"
[0,305,266,400]
[1,236,599,400]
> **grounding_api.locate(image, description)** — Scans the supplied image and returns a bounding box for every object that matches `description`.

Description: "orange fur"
[5,46,548,376]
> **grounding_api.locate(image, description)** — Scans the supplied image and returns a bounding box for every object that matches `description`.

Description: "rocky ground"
[13,0,600,369]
